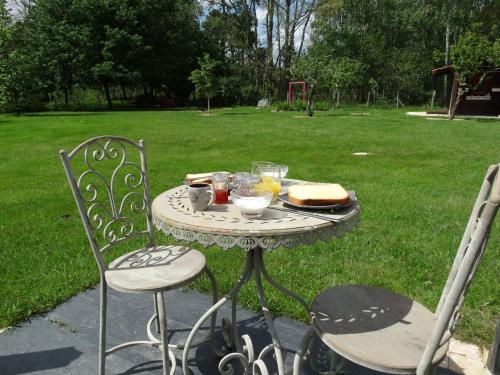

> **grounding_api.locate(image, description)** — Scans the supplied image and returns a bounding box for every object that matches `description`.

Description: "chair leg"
[99,281,107,375]
[156,291,170,375]
[429,364,439,375]
[204,267,219,354]
[293,327,315,375]
[417,363,439,375]
[153,293,160,334]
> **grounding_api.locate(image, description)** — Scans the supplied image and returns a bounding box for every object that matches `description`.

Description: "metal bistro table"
[151,180,360,375]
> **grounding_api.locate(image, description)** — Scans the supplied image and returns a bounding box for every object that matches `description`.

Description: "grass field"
[0,107,498,346]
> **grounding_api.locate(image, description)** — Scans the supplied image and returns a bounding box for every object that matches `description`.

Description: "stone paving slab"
[0,286,470,374]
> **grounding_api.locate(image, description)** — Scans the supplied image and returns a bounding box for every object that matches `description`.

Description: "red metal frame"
[287,81,307,104]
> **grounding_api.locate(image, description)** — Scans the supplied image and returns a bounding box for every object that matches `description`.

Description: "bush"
[274,100,290,111]
[273,100,309,112]
[313,100,332,111]
[290,100,307,111]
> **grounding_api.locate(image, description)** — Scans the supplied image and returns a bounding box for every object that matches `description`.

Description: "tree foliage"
[290,54,330,116]
[189,53,219,113]
[0,0,10,107]
[1,0,202,111]
[311,0,499,105]
[0,0,498,112]
[451,31,500,82]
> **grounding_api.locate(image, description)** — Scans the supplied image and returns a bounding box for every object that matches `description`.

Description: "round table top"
[152,180,360,251]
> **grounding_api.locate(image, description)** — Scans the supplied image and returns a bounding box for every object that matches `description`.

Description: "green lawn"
[0,107,498,347]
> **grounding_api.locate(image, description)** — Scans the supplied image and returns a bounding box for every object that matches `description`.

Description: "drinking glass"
[233,172,252,191]
[251,161,274,176]
[212,172,229,204]
[278,165,288,179]
[256,165,281,203]
[252,161,288,179]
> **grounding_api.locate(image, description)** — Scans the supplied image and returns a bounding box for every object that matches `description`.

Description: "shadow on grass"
[23,112,106,117]
[476,118,500,123]
[220,112,253,116]
[307,112,349,118]
[0,347,82,374]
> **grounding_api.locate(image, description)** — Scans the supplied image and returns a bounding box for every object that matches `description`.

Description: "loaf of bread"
[287,184,349,206]
[185,172,230,185]
[186,172,213,181]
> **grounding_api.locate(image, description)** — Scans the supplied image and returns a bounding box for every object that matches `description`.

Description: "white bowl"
[231,189,273,218]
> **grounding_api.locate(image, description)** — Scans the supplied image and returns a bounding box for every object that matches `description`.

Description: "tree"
[310,0,499,105]
[327,57,364,108]
[0,2,50,113]
[189,53,219,113]
[0,0,10,108]
[290,54,329,116]
[31,0,93,105]
[448,31,499,118]
[451,31,499,85]
[134,0,202,102]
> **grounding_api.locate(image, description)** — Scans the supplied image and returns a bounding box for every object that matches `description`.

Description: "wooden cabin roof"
[432,65,454,77]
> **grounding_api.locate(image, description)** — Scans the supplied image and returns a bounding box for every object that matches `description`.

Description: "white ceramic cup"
[188,183,214,211]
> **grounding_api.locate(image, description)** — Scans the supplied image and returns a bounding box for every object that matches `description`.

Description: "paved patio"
[0,286,466,374]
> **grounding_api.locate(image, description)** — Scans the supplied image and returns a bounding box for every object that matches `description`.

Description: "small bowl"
[231,189,273,218]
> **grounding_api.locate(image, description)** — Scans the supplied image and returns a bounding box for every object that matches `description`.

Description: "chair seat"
[311,285,449,374]
[105,245,206,294]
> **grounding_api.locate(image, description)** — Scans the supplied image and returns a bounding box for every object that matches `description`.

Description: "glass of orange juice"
[256,165,281,203]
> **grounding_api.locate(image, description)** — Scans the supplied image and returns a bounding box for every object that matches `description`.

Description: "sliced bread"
[288,183,349,206]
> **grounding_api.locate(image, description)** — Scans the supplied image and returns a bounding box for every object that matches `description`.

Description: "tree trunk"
[64,88,69,105]
[396,90,400,109]
[252,0,259,88]
[207,96,210,114]
[121,85,127,100]
[366,90,371,109]
[104,82,112,109]
[448,73,460,120]
[242,1,250,65]
[75,92,82,110]
[264,0,275,88]
[276,4,282,68]
[306,85,315,117]
[444,24,450,106]
[336,92,340,108]
[297,0,315,56]
[431,90,436,109]
[283,0,291,70]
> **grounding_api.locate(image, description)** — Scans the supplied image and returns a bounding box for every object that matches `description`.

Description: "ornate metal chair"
[294,163,500,375]
[60,136,217,375]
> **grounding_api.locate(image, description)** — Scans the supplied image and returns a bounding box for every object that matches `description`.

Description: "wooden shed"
[431,65,500,119]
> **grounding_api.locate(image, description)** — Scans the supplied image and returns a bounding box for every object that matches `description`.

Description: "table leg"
[182,250,254,375]
[219,247,303,375]
[184,247,311,375]
[258,250,310,315]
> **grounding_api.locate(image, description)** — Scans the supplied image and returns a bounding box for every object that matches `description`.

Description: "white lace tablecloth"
[152,182,360,251]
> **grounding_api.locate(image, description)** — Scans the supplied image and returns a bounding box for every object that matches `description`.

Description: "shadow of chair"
[0,347,82,374]
[294,163,500,375]
[60,136,218,375]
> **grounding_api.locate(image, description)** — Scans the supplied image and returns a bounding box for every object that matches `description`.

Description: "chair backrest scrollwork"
[417,164,499,375]
[60,136,155,273]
